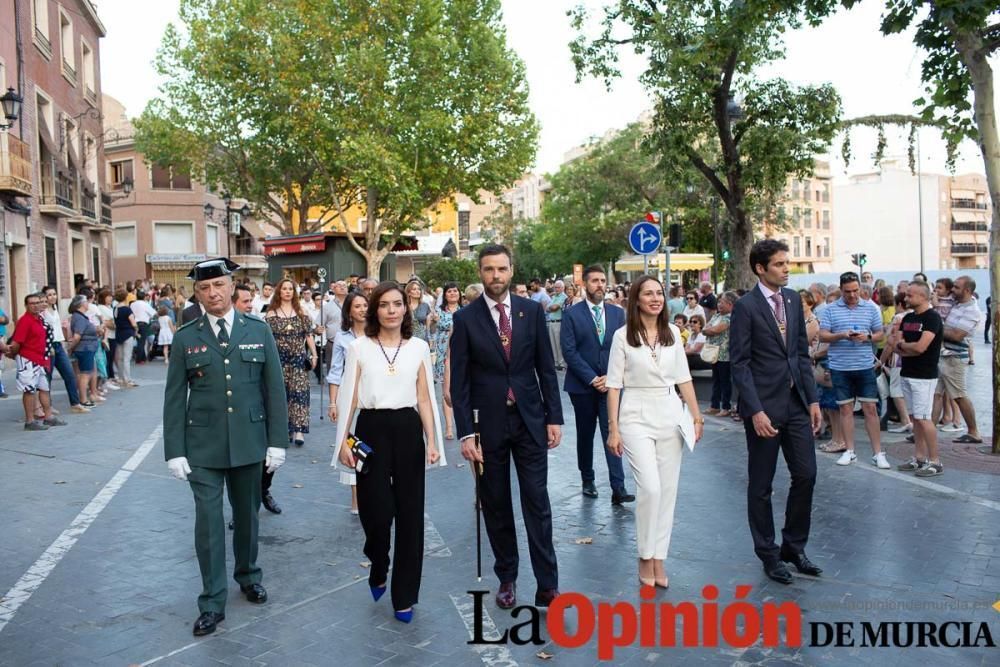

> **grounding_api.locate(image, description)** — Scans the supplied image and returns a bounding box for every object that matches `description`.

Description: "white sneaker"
[939,424,964,433]
[888,423,912,433]
[872,452,891,469]
[105,382,121,391]
[836,451,857,466]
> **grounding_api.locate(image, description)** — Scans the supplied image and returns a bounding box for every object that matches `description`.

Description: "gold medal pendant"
[286,323,293,331]
[387,363,397,376]
[500,334,510,347]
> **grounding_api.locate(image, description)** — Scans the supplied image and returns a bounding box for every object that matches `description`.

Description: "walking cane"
[473,408,484,582]
[317,269,327,420]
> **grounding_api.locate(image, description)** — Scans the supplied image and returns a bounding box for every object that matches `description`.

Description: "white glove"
[265,447,286,474]
[167,456,192,481]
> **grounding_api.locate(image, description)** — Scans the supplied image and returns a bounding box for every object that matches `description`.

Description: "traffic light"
[667,223,682,249]
[851,252,868,267]
[721,248,731,261]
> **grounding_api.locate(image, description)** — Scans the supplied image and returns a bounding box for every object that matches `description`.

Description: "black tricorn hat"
[187,257,241,281]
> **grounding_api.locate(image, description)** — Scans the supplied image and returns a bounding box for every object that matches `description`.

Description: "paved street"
[0,340,998,666]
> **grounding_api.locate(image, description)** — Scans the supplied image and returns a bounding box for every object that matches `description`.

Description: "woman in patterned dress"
[266,279,318,446]
[430,282,461,440]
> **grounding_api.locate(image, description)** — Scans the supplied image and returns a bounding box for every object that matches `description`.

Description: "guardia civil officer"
[163,258,289,636]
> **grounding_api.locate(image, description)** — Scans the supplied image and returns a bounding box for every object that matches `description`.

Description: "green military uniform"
[163,308,288,614]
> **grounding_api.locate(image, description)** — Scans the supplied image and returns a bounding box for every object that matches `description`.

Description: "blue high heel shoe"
[370,584,387,602]
[394,609,413,623]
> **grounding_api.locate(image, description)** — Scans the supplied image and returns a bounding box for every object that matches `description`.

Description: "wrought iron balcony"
[39,159,78,217]
[950,243,989,256]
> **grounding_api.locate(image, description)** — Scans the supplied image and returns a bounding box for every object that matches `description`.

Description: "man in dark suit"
[181,293,203,325]
[730,239,823,585]
[560,264,634,504]
[450,244,564,610]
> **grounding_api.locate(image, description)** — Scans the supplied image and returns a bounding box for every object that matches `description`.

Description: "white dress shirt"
[205,308,235,340]
[43,307,66,343]
[758,281,781,317]
[481,291,512,331]
[333,336,446,467]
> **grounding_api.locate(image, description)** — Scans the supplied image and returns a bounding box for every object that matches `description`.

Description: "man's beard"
[486,280,509,299]
[586,287,604,303]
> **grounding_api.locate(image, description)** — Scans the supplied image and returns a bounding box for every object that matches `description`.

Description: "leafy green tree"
[847,0,1000,450]
[137,0,538,277]
[418,258,480,291]
[511,222,562,283]
[570,0,842,288]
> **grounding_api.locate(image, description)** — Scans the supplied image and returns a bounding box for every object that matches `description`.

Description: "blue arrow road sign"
[628,221,662,255]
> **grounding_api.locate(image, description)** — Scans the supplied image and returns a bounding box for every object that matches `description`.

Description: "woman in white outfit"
[606,275,704,589]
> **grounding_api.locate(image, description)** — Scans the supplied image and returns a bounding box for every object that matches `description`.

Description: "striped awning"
[616,253,715,272]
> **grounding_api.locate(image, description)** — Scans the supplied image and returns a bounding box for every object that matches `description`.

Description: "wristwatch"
[693,417,705,425]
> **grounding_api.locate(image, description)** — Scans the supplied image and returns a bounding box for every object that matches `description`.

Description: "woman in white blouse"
[606,275,704,589]
[326,292,369,515]
[335,282,443,624]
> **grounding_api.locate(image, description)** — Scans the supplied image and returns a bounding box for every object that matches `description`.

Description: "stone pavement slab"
[0,359,998,666]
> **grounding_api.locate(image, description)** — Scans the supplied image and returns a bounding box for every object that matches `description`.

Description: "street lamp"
[0,88,23,130]
[204,196,251,256]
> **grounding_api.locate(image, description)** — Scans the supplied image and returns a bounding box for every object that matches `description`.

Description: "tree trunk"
[951,27,1000,452]
[727,205,755,290]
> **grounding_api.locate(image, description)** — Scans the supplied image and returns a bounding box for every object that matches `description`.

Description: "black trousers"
[744,393,816,564]
[480,406,558,591]
[355,408,426,610]
[711,361,732,410]
[569,391,626,492]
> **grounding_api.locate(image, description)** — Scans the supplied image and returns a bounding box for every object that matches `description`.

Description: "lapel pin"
[202,345,207,353]
[518,312,523,318]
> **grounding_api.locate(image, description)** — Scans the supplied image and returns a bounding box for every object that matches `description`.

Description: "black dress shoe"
[535,588,559,607]
[496,582,516,609]
[262,493,282,514]
[611,491,635,505]
[192,611,225,636]
[240,583,268,603]
[582,482,599,498]
[763,561,793,585]
[781,550,823,576]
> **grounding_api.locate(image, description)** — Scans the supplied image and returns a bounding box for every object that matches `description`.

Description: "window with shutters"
[110,159,134,190]
[45,236,58,289]
[114,224,137,257]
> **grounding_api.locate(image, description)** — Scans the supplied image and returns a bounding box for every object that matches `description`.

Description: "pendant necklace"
[639,329,660,362]
[376,336,403,376]
[280,305,295,330]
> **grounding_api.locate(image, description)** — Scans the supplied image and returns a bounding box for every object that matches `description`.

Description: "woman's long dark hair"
[625,275,675,348]
[340,292,368,332]
[269,278,308,323]
[365,282,413,339]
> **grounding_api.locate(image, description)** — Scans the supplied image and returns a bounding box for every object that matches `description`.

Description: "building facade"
[938,172,991,270]
[833,159,992,273]
[1,0,110,319]
[767,160,835,273]
[103,95,271,290]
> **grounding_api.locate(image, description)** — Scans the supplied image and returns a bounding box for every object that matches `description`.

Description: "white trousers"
[619,421,684,560]
[548,321,563,367]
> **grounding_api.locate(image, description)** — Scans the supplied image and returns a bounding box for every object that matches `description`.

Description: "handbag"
[699,343,720,364]
[346,433,373,474]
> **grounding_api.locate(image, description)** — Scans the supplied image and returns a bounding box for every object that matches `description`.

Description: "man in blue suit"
[731,239,823,586]
[560,265,635,504]
[450,244,564,611]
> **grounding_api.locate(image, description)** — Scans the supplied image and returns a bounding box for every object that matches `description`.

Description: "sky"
[95,0,997,181]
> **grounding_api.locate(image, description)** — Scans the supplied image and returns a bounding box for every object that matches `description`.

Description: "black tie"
[217,319,229,345]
